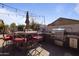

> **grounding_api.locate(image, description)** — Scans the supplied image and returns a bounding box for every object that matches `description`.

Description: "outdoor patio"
[0,3,79,56]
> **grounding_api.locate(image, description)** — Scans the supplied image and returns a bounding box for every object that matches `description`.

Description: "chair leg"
[2,41,8,54]
[2,41,5,54]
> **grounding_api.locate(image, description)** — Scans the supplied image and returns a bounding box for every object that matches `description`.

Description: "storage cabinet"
[69,38,78,48]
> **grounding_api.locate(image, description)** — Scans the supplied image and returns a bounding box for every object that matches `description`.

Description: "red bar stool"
[25,35,36,49]
[2,34,13,53]
[12,38,27,50]
[3,35,13,46]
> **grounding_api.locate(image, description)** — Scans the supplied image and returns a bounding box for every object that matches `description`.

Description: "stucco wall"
[48,24,79,32]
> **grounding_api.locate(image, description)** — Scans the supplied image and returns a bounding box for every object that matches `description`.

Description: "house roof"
[48,17,79,26]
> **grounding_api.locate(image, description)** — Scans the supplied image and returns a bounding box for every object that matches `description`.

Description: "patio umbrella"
[25,11,30,31]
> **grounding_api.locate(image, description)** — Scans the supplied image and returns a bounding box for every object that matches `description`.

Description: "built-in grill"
[51,28,66,46]
[52,28,65,40]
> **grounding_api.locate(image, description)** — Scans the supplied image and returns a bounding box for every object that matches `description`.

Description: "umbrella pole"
[3,22,5,39]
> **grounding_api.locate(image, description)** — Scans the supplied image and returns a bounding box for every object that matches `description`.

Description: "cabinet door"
[54,40,63,46]
[69,38,78,48]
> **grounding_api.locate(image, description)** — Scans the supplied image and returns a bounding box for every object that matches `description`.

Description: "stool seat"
[33,36,43,39]
[32,36,43,42]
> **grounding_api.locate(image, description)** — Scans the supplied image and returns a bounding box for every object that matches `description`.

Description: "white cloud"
[0,8,45,25]
[55,5,64,14]
[74,4,79,14]
[0,8,26,25]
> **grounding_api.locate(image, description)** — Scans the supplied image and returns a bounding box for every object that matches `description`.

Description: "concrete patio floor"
[0,37,79,56]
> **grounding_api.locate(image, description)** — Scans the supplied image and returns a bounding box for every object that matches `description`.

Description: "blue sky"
[0,3,79,25]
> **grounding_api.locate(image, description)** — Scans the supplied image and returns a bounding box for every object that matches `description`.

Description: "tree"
[0,20,4,29]
[30,20,40,31]
[17,25,25,31]
[10,23,17,32]
[4,24,10,33]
